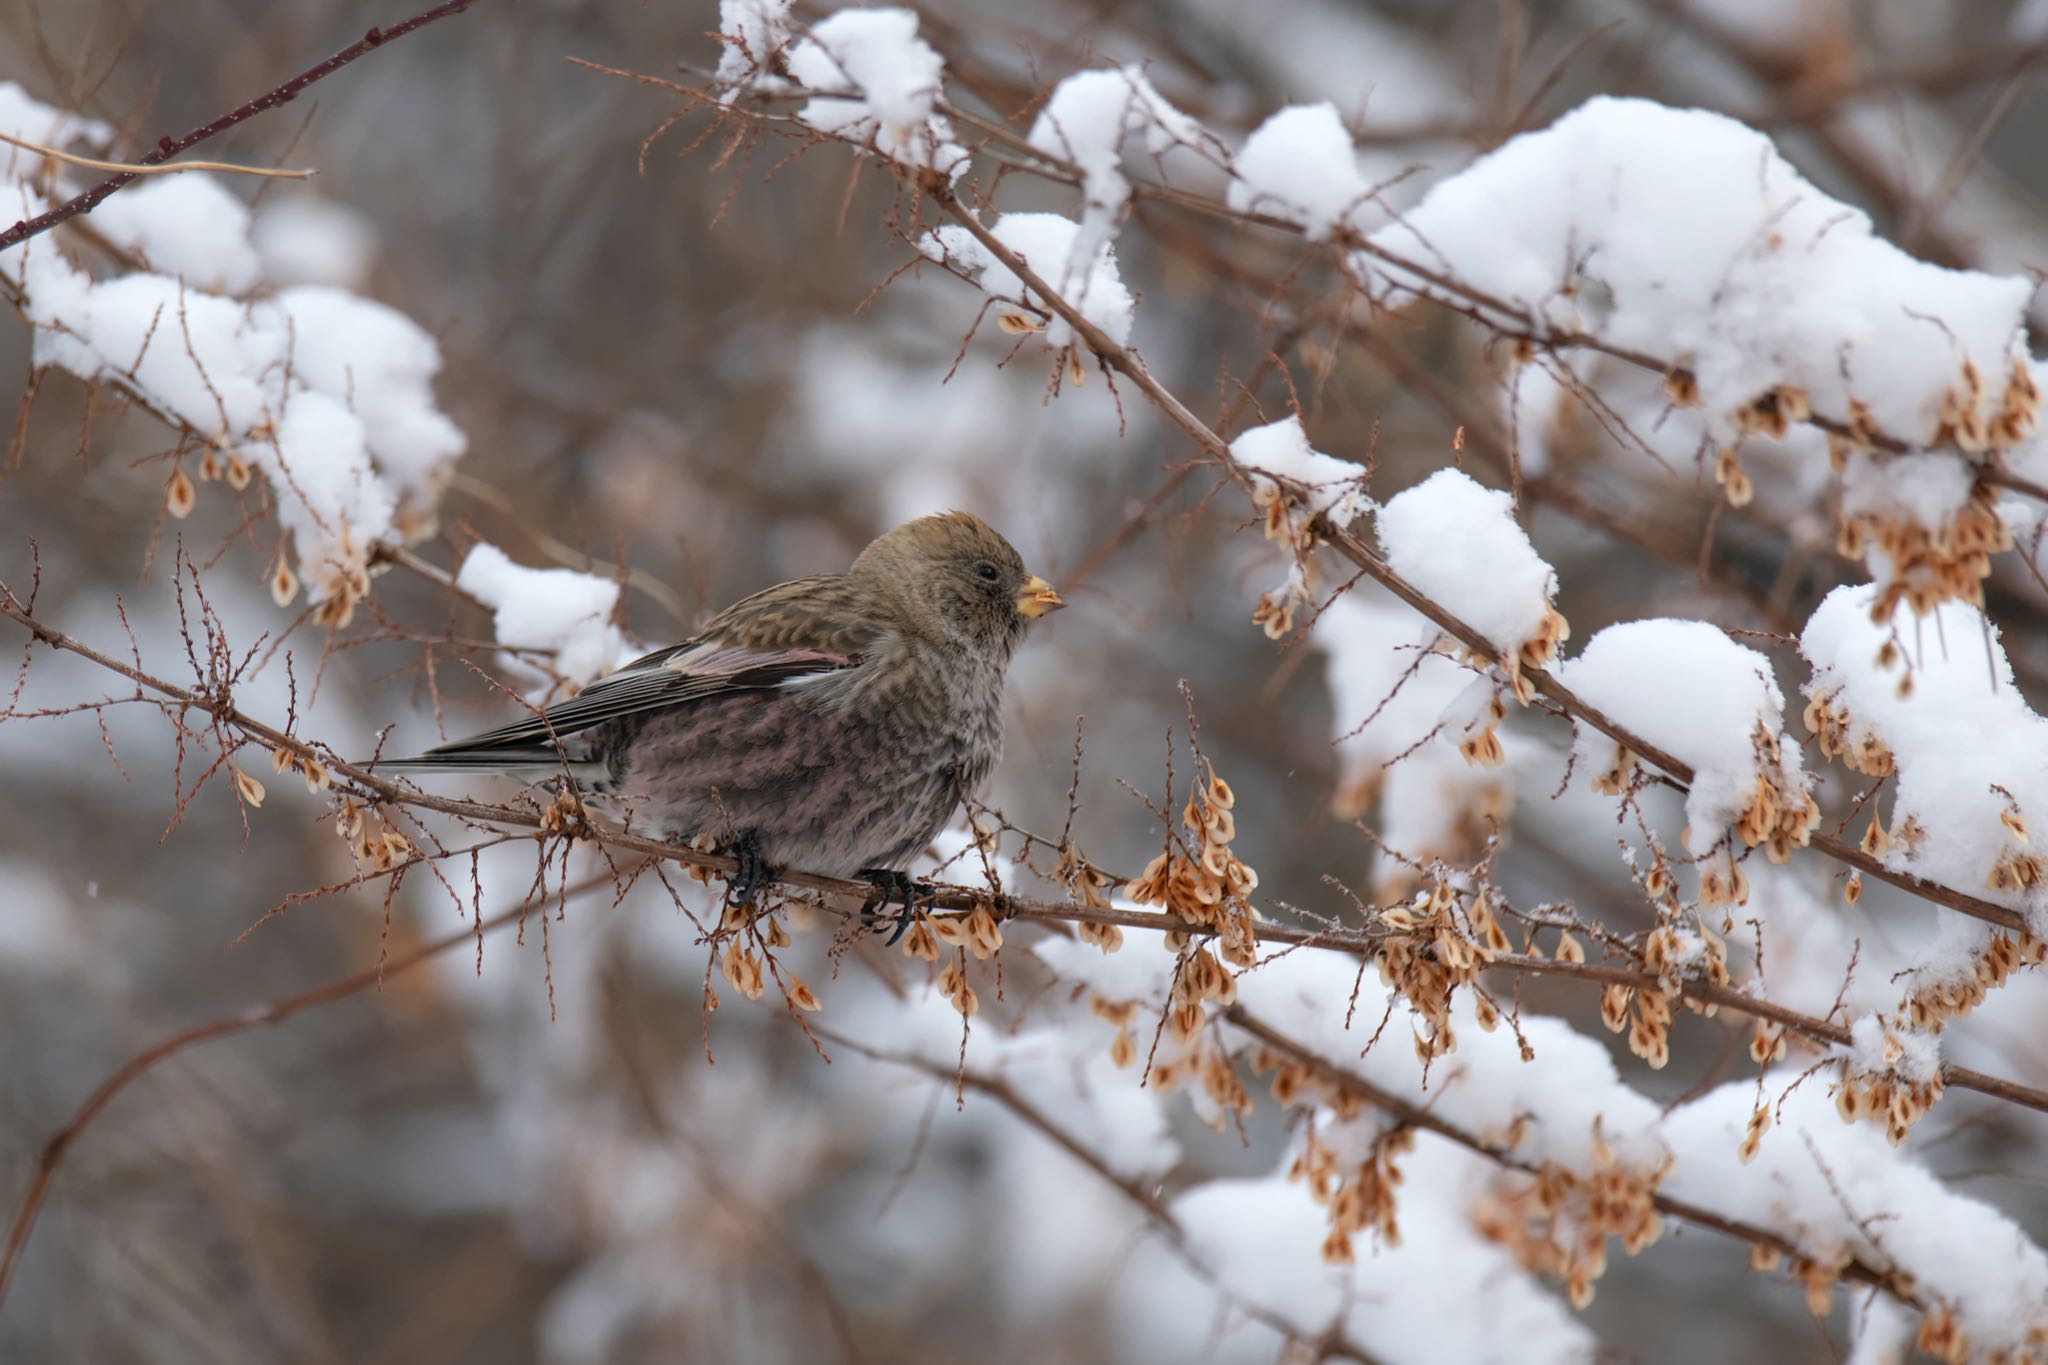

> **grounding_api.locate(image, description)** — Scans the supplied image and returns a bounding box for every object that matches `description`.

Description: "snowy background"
[4,0,2048,1361]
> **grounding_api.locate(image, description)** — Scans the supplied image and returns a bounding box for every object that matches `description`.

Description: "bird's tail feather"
[356,751,606,785]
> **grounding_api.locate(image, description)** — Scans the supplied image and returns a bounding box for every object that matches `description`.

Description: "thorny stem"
[0,0,481,255]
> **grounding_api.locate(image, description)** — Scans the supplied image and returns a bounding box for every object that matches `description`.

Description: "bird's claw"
[857,868,932,946]
[727,830,773,907]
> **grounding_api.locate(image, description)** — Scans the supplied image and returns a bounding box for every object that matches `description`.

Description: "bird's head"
[852,511,1063,651]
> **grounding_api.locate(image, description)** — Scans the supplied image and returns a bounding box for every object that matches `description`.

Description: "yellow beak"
[1016,574,1065,619]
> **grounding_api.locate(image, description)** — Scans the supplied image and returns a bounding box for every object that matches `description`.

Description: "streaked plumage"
[370,513,1062,890]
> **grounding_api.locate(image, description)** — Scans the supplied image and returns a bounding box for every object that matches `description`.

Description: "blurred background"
[3,0,2048,1360]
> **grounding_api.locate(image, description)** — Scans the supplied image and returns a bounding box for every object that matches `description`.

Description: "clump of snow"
[25,259,279,433]
[0,89,467,621]
[456,544,628,691]
[1314,593,1511,885]
[15,250,465,612]
[1844,1014,1941,1087]
[715,0,793,89]
[1026,67,1210,310]
[1558,619,1809,856]
[1375,469,1557,654]
[1364,96,2036,452]
[1837,450,1975,529]
[258,286,466,535]
[88,175,261,294]
[1228,103,1366,241]
[923,211,1134,350]
[245,389,396,599]
[1043,928,1667,1175]
[1800,585,2048,925]
[1664,1080,2048,1354]
[1173,1139,1596,1363]
[251,194,378,289]
[785,9,966,178]
[1239,947,1669,1173]
[1231,416,1368,530]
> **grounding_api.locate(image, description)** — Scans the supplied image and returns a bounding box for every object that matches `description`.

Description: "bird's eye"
[975,561,1000,582]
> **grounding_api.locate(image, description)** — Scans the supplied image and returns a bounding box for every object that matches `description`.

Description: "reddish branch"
[0,0,480,255]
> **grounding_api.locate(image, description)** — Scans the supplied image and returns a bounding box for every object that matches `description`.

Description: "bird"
[367,512,1063,930]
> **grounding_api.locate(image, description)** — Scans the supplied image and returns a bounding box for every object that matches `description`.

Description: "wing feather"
[367,571,881,772]
[414,640,860,759]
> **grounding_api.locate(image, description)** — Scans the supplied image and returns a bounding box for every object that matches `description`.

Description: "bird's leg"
[727,829,773,907]
[857,868,935,946]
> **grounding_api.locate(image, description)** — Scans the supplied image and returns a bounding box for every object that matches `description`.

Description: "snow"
[14,255,463,609]
[1375,469,1556,653]
[259,285,466,535]
[26,261,279,434]
[1558,619,1810,855]
[715,0,793,88]
[1663,1081,2048,1354]
[2,114,467,615]
[1028,66,1205,182]
[0,80,110,185]
[1314,591,1508,881]
[88,175,262,294]
[251,194,377,289]
[1228,103,1366,241]
[1836,451,1974,529]
[1240,947,1668,1172]
[455,543,628,690]
[785,9,967,178]
[1231,416,1368,529]
[1174,1140,1595,1363]
[1027,67,1209,304]
[1036,919,2048,1356]
[1800,585,2048,927]
[1844,1014,1941,1088]
[1364,96,2036,453]
[247,388,395,595]
[923,211,1134,350]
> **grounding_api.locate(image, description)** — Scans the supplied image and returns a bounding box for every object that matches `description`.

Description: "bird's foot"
[857,868,933,946]
[726,830,774,908]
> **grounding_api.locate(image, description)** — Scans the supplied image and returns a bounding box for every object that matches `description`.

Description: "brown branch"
[0,0,479,255]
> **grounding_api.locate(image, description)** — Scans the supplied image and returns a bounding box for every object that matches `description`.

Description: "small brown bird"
[371,513,1062,924]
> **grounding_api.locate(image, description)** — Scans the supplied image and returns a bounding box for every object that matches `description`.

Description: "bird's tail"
[354,749,607,786]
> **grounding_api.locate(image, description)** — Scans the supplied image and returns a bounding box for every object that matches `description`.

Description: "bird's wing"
[393,574,878,764]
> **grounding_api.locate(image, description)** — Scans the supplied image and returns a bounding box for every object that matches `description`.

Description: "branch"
[920,178,2032,938]
[5,579,2044,1120]
[0,0,478,255]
